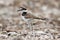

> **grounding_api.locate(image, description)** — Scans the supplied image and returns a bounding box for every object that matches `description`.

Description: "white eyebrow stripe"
[22,10,27,12]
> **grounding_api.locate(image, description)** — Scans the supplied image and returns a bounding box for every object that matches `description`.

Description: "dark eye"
[22,12,27,16]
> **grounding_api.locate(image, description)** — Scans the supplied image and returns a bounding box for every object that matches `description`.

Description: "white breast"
[21,16,30,22]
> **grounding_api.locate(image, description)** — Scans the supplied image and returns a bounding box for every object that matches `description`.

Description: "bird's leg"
[27,20,33,31]
[27,19,35,35]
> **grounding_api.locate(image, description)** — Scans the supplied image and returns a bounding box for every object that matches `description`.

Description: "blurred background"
[0,0,60,40]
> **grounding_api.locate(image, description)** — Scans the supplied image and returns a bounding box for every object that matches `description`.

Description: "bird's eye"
[22,12,27,16]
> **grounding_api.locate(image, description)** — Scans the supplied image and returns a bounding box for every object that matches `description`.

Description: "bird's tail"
[35,17,48,20]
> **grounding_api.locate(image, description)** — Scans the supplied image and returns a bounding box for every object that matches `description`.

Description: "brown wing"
[24,13,40,19]
[24,13,48,20]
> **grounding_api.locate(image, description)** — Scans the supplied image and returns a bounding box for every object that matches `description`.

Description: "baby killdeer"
[17,7,48,31]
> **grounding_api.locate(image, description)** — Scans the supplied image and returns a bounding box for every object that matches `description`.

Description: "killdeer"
[17,7,48,31]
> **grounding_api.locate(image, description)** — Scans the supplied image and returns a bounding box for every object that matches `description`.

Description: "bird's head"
[17,7,27,11]
[17,7,27,16]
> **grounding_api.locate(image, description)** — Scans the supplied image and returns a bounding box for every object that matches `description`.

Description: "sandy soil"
[0,0,60,40]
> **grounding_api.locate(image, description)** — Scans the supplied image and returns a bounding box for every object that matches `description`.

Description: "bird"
[17,7,48,31]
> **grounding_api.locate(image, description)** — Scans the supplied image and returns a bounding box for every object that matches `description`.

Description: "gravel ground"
[0,0,60,40]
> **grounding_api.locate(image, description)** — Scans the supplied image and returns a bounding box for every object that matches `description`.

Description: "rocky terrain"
[0,0,60,40]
